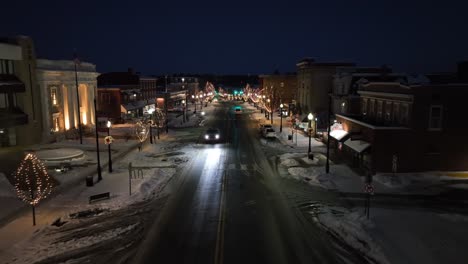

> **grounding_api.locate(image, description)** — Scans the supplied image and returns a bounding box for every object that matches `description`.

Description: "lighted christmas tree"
[134,121,149,151]
[13,153,55,225]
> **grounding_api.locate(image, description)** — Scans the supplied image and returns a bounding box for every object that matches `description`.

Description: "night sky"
[3,0,468,75]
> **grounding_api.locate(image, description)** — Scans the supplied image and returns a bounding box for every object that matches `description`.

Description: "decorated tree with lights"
[134,121,149,151]
[13,153,55,225]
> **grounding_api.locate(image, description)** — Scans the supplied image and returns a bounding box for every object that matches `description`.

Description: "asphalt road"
[133,101,367,264]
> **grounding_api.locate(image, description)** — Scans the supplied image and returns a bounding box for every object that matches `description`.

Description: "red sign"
[365,184,374,194]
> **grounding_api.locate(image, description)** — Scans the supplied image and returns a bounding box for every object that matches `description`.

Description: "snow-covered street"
[1,99,468,264]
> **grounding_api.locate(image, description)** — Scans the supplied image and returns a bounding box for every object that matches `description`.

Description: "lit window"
[51,87,58,105]
[428,105,443,130]
[377,101,383,120]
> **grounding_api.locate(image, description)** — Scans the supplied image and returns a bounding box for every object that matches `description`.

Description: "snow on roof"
[344,139,371,153]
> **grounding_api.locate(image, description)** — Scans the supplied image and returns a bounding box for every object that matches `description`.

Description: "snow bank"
[301,156,319,165]
[280,158,299,167]
[316,207,390,264]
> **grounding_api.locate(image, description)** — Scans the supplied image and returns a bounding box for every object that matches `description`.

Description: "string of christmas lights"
[134,121,149,143]
[13,153,54,206]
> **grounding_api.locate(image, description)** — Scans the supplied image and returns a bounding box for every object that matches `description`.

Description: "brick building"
[259,73,297,114]
[332,68,468,173]
[97,69,158,122]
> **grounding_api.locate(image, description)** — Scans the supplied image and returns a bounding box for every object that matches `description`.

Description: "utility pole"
[326,93,331,173]
[74,52,83,144]
[165,75,169,133]
[94,98,102,181]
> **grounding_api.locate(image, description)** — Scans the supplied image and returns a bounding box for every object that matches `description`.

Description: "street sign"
[104,136,114,145]
[365,184,374,195]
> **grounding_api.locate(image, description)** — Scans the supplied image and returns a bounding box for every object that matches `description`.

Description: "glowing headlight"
[201,111,205,116]
[205,135,209,139]
[215,134,219,139]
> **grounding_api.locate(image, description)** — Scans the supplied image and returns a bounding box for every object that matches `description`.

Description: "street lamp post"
[314,117,318,138]
[94,98,102,181]
[106,120,113,173]
[326,94,332,173]
[308,113,313,158]
[74,52,83,145]
[148,108,154,144]
[268,99,273,124]
[182,99,186,123]
[280,103,283,132]
[192,95,196,113]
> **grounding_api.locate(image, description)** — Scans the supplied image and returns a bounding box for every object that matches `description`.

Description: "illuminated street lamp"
[280,103,284,132]
[314,117,318,138]
[148,108,154,144]
[182,99,186,123]
[308,113,314,157]
[106,120,113,173]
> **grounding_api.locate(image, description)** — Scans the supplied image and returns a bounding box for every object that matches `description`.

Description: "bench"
[89,192,110,204]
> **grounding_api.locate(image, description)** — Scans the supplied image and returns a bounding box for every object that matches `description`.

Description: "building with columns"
[36,59,98,142]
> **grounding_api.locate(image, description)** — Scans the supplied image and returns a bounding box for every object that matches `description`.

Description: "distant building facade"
[97,69,158,121]
[259,73,297,113]
[296,58,355,119]
[331,66,398,117]
[36,59,98,142]
[0,36,43,147]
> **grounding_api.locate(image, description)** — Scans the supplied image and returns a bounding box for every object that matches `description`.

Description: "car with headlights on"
[204,128,221,142]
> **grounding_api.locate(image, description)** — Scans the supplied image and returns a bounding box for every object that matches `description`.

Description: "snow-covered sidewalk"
[275,143,468,264]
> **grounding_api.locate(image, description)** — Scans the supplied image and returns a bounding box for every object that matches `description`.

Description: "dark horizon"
[3,0,468,75]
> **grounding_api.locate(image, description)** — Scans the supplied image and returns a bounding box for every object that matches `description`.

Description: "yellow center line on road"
[214,169,227,264]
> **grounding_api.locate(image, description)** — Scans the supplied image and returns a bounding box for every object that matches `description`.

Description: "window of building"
[8,60,14,74]
[376,100,383,121]
[0,60,14,74]
[0,93,7,109]
[400,103,409,125]
[361,98,368,116]
[101,92,111,104]
[392,103,400,124]
[369,99,375,117]
[428,105,443,130]
[53,115,60,132]
[50,87,58,106]
[385,101,392,122]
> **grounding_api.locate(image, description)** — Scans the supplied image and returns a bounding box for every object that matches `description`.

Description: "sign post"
[364,173,374,219]
[392,154,398,184]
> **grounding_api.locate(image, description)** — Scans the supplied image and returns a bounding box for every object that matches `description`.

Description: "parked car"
[262,128,276,139]
[234,106,242,114]
[259,124,272,133]
[204,128,221,142]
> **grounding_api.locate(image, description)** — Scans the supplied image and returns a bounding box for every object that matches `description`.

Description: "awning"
[344,139,371,153]
[121,100,146,112]
[329,129,349,141]
[0,74,25,93]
